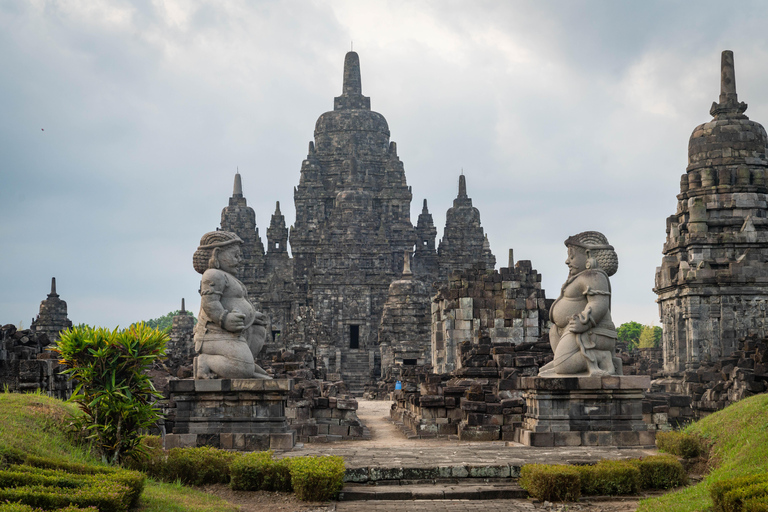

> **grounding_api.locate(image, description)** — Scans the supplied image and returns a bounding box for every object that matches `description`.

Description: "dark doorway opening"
[349,325,360,349]
[271,330,281,342]
[403,359,417,365]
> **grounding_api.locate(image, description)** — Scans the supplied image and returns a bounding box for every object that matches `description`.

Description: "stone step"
[344,464,521,484]
[339,482,527,501]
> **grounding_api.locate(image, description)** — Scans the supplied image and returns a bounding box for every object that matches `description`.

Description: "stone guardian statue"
[540,231,622,377]
[192,231,271,379]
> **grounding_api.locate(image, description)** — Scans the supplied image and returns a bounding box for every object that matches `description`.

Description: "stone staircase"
[341,350,372,396]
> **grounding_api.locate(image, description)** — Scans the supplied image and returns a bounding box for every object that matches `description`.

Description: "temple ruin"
[654,51,768,374]
[215,51,496,394]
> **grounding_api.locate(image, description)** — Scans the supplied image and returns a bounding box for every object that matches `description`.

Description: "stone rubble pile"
[0,324,71,398]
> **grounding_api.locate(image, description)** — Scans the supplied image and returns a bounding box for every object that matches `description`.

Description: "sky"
[2,0,768,330]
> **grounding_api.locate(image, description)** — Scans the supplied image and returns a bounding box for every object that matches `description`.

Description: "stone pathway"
[282,400,656,470]
[336,500,538,511]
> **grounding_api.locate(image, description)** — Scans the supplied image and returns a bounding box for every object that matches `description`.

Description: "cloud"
[2,1,768,329]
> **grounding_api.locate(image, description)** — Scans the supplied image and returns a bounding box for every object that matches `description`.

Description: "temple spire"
[458,174,467,198]
[710,50,747,118]
[275,201,281,215]
[49,277,58,297]
[233,172,243,197]
[181,298,186,314]
[402,250,413,277]
[343,51,362,96]
[422,199,429,214]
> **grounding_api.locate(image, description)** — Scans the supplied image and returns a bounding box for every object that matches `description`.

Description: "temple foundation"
[514,375,655,448]
[164,378,295,451]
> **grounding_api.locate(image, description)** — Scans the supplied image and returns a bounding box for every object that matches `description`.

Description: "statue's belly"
[221,297,256,328]
[550,297,587,328]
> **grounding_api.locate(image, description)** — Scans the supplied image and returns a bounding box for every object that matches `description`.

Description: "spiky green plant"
[53,323,167,465]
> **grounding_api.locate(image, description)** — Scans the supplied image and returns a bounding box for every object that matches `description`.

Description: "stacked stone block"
[287,379,369,443]
[0,324,71,399]
[432,258,551,374]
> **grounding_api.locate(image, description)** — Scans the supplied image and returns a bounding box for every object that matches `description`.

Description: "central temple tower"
[288,51,416,391]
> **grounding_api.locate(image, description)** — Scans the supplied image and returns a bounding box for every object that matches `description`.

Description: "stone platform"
[165,378,295,451]
[514,375,654,447]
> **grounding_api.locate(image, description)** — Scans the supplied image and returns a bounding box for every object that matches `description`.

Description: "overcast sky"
[3,0,768,330]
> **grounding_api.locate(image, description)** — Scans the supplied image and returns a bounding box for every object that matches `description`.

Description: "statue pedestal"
[514,375,654,448]
[165,379,295,451]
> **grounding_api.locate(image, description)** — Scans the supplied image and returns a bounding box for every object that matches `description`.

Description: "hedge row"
[520,455,687,502]
[126,439,345,502]
[711,474,768,512]
[0,504,96,512]
[0,452,145,512]
[656,431,708,459]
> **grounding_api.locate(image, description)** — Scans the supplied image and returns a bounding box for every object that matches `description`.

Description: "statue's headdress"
[193,231,243,274]
[564,231,618,276]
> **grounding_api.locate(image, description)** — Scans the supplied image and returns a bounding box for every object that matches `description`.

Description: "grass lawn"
[0,390,237,511]
[638,392,768,512]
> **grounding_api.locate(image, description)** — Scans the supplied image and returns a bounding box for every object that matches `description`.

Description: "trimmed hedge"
[230,452,292,492]
[709,473,768,512]
[744,496,768,512]
[0,458,145,512]
[0,480,131,512]
[656,431,706,459]
[630,454,687,490]
[288,456,345,502]
[162,446,239,486]
[576,460,640,496]
[0,505,96,512]
[123,436,165,480]
[520,464,581,502]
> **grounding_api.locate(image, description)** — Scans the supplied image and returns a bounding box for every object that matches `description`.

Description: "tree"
[638,325,663,349]
[617,321,643,350]
[54,323,168,464]
[133,310,196,333]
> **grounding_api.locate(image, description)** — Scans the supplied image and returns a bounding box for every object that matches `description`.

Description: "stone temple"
[655,51,768,374]
[215,51,496,394]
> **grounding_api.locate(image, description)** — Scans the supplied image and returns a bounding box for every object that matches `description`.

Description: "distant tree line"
[617,321,662,350]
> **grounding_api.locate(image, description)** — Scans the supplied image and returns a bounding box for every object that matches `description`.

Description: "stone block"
[270,432,295,451]
[468,465,510,478]
[170,380,195,393]
[554,431,582,447]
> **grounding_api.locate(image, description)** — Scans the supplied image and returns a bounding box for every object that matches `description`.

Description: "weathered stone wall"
[30,278,72,343]
[0,324,71,399]
[432,259,551,374]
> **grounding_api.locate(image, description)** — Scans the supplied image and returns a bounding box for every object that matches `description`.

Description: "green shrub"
[122,435,165,479]
[53,324,168,464]
[711,474,768,512]
[744,496,768,512]
[656,430,706,459]
[230,451,292,492]
[163,446,238,486]
[576,460,640,496]
[288,456,345,502]
[0,480,131,512]
[721,482,768,512]
[0,504,96,512]
[520,464,581,502]
[22,455,146,507]
[0,464,145,510]
[230,451,273,491]
[630,454,687,490]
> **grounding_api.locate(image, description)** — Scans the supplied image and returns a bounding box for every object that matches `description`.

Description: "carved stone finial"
[710,50,748,118]
[233,172,243,197]
[422,199,429,214]
[343,51,362,96]
[508,249,514,268]
[49,277,58,297]
[275,201,281,215]
[458,174,467,199]
[402,250,413,277]
[181,298,186,314]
